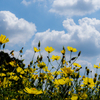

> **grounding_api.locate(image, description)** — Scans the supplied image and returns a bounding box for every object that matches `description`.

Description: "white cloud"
[0,11,36,47]
[21,0,31,6]
[21,0,47,6]
[49,0,100,16]
[62,17,100,48]
[31,17,100,57]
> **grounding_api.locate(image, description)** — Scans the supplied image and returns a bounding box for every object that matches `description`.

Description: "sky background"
[0,0,100,77]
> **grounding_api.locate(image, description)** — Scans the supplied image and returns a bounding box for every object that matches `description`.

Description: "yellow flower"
[67,46,77,52]
[37,62,46,69]
[0,34,9,44]
[82,77,95,88]
[16,67,24,74]
[2,77,12,88]
[60,66,74,75]
[71,94,78,100]
[34,47,41,52]
[93,64,100,68]
[61,50,66,54]
[73,63,81,67]
[0,73,6,76]
[51,55,61,61]
[45,46,54,53]
[9,75,19,81]
[24,87,43,95]
[9,61,16,67]
[54,77,73,86]
[7,72,15,76]
[54,79,65,85]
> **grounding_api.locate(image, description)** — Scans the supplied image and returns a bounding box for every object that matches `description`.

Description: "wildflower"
[51,55,61,61]
[60,66,74,76]
[54,79,65,85]
[73,63,81,67]
[9,75,19,81]
[82,77,95,88]
[24,87,43,95]
[93,64,100,68]
[0,34,9,44]
[67,46,77,52]
[71,94,78,100]
[34,47,41,52]
[45,46,54,53]
[37,62,46,69]
[9,61,16,67]
[0,73,6,76]
[16,67,24,74]
[61,49,66,54]
[2,77,12,88]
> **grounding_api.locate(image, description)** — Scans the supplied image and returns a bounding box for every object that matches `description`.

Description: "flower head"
[45,46,54,53]
[93,64,100,68]
[60,66,74,76]
[82,77,95,88]
[67,46,77,52]
[51,55,61,61]
[73,63,81,67]
[34,47,41,52]
[61,49,66,54]
[37,62,46,69]
[24,87,43,94]
[0,34,9,44]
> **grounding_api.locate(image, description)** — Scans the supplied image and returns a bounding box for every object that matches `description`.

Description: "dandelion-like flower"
[45,46,54,53]
[0,34,9,44]
[73,63,81,67]
[34,47,41,52]
[93,63,100,68]
[51,55,61,61]
[24,87,43,94]
[67,46,77,52]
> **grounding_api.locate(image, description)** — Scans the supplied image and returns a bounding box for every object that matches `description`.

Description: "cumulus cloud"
[31,17,100,60]
[0,11,36,47]
[49,0,100,16]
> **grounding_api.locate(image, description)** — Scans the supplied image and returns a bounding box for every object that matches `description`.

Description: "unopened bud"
[95,73,97,77]
[94,77,96,83]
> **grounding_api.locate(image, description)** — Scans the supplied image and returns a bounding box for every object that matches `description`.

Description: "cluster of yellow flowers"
[0,34,100,100]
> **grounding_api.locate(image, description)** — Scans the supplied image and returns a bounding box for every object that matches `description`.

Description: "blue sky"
[0,0,100,76]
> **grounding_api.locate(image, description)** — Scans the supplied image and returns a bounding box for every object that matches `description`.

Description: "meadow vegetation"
[0,34,100,100]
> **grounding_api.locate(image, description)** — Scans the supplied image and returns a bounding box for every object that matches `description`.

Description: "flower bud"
[95,73,97,77]
[38,41,40,47]
[86,69,89,75]
[82,75,85,78]
[94,77,96,83]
